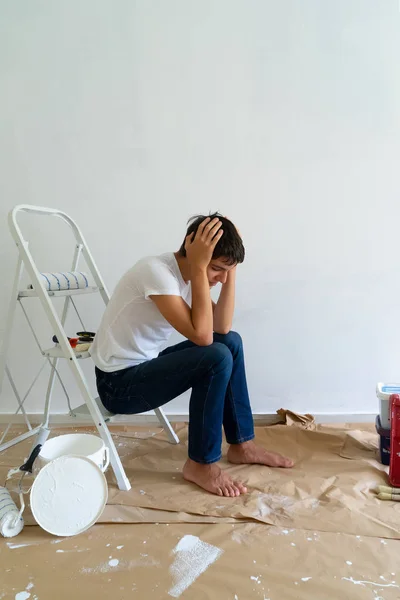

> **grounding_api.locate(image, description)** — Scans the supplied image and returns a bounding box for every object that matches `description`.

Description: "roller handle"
[19,444,42,473]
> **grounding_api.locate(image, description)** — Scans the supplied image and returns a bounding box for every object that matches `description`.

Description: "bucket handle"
[102,446,110,473]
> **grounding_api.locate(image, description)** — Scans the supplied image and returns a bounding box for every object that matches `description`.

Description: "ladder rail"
[43,242,83,429]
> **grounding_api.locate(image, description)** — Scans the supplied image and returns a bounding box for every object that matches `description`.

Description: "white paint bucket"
[37,434,110,473]
[30,456,108,536]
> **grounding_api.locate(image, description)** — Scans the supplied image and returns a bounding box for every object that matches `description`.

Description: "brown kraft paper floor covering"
[1,422,400,599]
[0,422,398,537]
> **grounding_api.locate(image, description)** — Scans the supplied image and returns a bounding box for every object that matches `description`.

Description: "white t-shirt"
[91,253,191,372]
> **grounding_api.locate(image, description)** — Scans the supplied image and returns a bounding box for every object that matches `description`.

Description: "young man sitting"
[91,214,293,497]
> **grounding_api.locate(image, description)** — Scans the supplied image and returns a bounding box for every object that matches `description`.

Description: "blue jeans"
[95,331,255,464]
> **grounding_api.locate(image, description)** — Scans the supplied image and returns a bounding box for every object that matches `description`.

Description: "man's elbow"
[194,333,214,346]
[213,326,231,336]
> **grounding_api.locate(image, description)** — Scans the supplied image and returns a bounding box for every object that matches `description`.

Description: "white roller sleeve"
[28,271,90,291]
[0,487,24,538]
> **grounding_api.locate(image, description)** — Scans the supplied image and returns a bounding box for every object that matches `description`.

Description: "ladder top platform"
[18,286,100,299]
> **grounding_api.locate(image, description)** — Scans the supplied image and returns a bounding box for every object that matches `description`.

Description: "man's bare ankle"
[229,441,253,451]
[184,458,215,470]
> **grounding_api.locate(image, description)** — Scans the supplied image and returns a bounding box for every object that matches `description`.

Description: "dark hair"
[178,212,245,265]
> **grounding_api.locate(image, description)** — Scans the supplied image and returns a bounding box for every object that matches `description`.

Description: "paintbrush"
[378,492,400,501]
[376,485,400,495]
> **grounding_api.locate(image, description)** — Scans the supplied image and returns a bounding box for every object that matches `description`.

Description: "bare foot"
[183,458,248,497]
[227,440,294,468]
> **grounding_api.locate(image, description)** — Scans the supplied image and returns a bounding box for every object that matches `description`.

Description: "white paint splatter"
[168,535,223,598]
[231,528,250,545]
[139,490,146,495]
[291,543,296,547]
[342,577,399,588]
[7,466,22,480]
[346,561,352,565]
[56,548,87,554]
[250,576,261,583]
[81,563,112,574]
[7,542,38,549]
[301,577,312,582]
[117,545,124,550]
[15,585,33,600]
[109,559,119,567]
[128,556,160,568]
[282,529,289,534]
[254,493,294,518]
[106,543,111,547]
[175,536,197,552]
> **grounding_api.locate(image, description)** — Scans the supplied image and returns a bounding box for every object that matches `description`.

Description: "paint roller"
[0,487,24,538]
[27,271,90,292]
[1,445,42,538]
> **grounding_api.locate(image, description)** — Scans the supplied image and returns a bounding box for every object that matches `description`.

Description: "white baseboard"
[0,412,376,427]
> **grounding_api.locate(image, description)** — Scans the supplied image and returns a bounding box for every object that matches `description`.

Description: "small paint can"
[0,486,24,538]
[36,433,110,473]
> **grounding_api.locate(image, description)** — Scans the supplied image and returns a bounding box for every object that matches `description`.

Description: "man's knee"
[214,331,242,352]
[203,342,233,371]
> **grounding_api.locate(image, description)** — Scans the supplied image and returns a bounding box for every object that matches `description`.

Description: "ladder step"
[72,397,116,420]
[43,346,91,359]
[18,286,100,299]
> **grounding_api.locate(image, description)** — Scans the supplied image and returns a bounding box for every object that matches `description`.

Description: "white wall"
[1,0,400,416]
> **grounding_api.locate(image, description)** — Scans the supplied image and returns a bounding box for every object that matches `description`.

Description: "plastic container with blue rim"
[376,383,400,428]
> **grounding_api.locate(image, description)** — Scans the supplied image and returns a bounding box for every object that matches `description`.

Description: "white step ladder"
[0,205,179,492]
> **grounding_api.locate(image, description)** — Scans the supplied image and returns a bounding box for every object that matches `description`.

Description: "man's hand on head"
[185,217,223,272]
